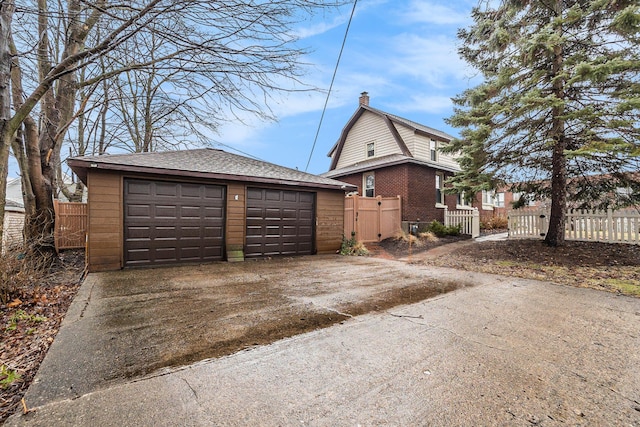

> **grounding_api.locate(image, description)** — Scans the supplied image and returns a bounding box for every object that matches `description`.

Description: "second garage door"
[124,179,225,267]
[245,188,315,257]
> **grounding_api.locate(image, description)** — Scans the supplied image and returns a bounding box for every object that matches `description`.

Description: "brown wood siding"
[87,171,122,272]
[316,190,345,254]
[225,183,246,250]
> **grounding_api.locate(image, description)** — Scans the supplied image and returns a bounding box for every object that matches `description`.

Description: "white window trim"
[482,190,495,211]
[456,191,473,210]
[363,172,375,198]
[366,141,375,158]
[435,172,446,208]
[430,139,438,162]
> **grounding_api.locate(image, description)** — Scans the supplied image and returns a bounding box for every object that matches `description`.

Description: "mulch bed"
[376,234,471,258]
[0,250,85,423]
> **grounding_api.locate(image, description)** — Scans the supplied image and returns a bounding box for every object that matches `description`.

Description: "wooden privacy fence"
[508,207,640,244]
[444,207,480,238]
[345,195,402,242]
[54,201,88,251]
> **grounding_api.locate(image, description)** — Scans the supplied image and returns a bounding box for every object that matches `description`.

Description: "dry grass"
[393,231,424,247]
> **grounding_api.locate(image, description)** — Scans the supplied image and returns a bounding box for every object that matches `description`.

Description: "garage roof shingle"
[68,148,357,191]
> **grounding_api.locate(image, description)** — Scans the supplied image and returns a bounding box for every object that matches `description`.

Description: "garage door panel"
[124,179,225,267]
[299,192,314,203]
[155,205,178,219]
[265,190,282,201]
[127,181,152,196]
[155,182,178,197]
[180,183,202,198]
[127,204,151,218]
[245,187,315,258]
[205,186,224,199]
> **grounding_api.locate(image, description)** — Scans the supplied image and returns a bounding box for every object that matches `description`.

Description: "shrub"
[339,234,369,256]
[0,245,48,305]
[423,220,460,237]
[482,216,508,230]
[418,231,439,242]
[394,230,424,247]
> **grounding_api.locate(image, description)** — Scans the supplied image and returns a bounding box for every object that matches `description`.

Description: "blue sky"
[8,0,480,178]
[211,0,480,175]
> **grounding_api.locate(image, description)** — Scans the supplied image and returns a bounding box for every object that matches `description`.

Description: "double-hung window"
[435,173,445,205]
[366,142,375,158]
[430,140,437,162]
[364,173,375,197]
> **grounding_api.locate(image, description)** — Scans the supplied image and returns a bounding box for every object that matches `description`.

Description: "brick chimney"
[359,91,369,106]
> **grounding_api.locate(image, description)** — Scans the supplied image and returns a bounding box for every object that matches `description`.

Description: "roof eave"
[68,159,357,192]
[324,157,460,178]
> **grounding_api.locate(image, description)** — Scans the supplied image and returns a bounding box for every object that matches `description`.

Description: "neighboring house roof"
[68,148,358,192]
[5,177,24,206]
[322,153,460,179]
[4,199,25,213]
[326,101,458,174]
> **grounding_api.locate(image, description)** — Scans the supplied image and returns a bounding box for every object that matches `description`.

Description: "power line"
[304,0,358,172]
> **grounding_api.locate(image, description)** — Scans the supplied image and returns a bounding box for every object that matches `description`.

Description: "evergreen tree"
[444,0,640,246]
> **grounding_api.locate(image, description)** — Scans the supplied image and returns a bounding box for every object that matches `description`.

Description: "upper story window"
[430,140,437,162]
[364,173,375,197]
[366,142,375,158]
[435,173,445,205]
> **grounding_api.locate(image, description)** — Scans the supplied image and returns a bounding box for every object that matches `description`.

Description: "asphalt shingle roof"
[68,148,356,191]
[322,153,460,179]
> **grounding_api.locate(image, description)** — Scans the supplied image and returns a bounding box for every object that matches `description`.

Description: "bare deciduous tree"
[1,0,344,263]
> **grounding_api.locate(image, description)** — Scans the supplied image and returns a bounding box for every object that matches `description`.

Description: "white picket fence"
[508,208,640,244]
[444,207,480,238]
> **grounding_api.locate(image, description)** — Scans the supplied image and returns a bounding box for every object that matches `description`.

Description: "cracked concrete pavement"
[6,255,640,426]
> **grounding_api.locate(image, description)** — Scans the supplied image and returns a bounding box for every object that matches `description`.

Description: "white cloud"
[399,0,472,25]
[389,94,453,114]
[294,0,389,39]
[387,33,475,89]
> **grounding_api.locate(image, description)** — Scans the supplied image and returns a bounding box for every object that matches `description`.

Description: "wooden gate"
[54,201,88,251]
[344,195,401,242]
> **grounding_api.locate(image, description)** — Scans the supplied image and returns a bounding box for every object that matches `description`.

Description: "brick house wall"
[335,163,457,223]
[472,190,514,225]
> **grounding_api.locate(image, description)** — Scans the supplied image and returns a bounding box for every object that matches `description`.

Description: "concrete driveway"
[9,255,640,426]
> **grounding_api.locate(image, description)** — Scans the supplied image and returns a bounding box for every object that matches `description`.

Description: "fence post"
[472,208,480,238]
[443,206,449,227]
[607,207,614,243]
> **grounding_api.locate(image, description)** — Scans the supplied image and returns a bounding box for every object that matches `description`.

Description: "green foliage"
[5,310,47,332]
[422,221,461,237]
[339,234,369,256]
[445,0,640,244]
[0,365,20,389]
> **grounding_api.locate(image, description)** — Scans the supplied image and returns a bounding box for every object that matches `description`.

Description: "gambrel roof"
[327,104,455,171]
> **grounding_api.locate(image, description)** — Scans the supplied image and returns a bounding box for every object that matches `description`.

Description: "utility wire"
[304,0,358,172]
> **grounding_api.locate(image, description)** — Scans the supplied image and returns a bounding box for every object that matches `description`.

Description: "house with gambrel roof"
[323,92,468,227]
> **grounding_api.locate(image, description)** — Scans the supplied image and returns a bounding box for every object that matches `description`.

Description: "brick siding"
[335,163,457,223]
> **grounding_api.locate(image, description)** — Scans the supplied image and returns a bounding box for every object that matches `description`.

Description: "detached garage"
[68,149,356,272]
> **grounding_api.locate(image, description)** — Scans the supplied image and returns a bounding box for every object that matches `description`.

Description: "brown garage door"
[124,179,225,267]
[245,188,314,257]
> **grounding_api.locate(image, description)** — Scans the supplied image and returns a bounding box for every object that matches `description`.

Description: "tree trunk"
[0,0,15,247]
[544,1,567,247]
